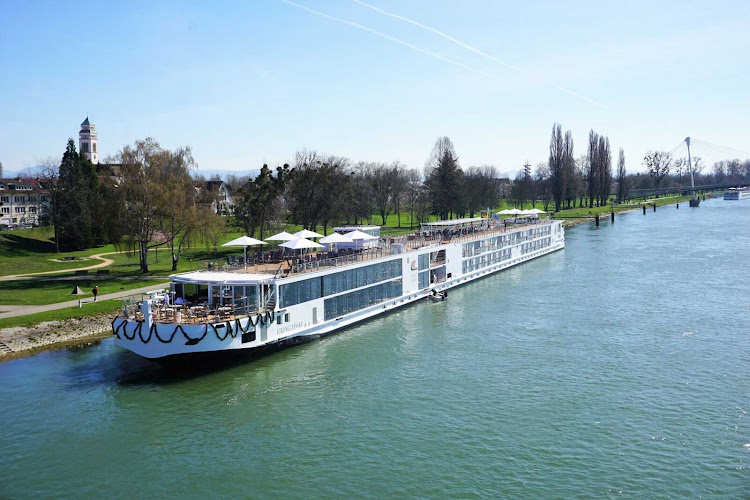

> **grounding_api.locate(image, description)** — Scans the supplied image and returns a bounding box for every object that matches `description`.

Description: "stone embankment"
[0,313,113,361]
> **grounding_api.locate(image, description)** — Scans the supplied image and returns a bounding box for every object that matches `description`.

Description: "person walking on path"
[92,286,98,302]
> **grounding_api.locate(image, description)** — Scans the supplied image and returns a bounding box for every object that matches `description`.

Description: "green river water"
[1,198,748,498]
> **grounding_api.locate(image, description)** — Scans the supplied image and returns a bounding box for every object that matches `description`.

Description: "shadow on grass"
[0,233,57,257]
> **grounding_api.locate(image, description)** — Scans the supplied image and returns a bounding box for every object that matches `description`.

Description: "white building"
[0,178,51,228]
[79,117,99,164]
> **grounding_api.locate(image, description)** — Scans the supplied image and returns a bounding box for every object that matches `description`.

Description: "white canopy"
[293,229,324,239]
[525,208,546,214]
[265,231,296,242]
[319,232,353,244]
[280,237,323,250]
[497,208,523,215]
[344,230,378,241]
[222,236,266,272]
[222,236,266,247]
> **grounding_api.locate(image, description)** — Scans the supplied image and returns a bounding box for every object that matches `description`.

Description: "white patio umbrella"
[526,208,546,214]
[279,237,323,250]
[265,231,295,242]
[343,230,378,241]
[222,236,266,271]
[280,237,324,266]
[319,232,353,253]
[293,229,324,239]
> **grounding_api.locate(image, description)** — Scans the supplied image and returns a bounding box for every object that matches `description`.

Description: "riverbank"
[0,310,113,362]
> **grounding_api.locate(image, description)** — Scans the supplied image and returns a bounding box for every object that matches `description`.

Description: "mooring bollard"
[595,214,600,227]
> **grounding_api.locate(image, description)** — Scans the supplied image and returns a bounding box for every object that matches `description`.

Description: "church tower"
[78,117,99,164]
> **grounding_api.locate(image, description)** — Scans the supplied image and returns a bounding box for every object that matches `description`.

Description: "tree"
[616,148,628,202]
[56,139,95,251]
[114,138,220,273]
[369,162,396,226]
[643,151,672,190]
[586,130,599,208]
[548,124,566,212]
[235,164,288,240]
[285,150,351,234]
[597,135,612,206]
[534,163,552,211]
[563,131,576,208]
[405,168,423,229]
[390,162,408,227]
[510,170,531,208]
[425,137,462,219]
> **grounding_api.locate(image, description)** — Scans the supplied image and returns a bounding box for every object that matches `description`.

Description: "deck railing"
[187,219,555,279]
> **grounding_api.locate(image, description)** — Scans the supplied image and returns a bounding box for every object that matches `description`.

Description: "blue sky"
[1,0,748,175]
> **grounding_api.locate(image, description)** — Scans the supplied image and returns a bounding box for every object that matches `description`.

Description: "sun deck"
[182,218,555,279]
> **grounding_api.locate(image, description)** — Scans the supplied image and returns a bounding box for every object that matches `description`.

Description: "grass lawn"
[0,278,164,306]
[0,191,696,280]
[0,300,122,329]
[0,227,120,277]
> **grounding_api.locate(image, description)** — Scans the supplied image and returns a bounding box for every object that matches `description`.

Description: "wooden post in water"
[595,214,600,227]
[643,206,646,215]
[676,203,679,209]
[611,211,615,223]
[653,203,656,212]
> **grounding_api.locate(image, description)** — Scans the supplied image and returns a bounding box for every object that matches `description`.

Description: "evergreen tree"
[57,139,94,251]
[425,137,462,220]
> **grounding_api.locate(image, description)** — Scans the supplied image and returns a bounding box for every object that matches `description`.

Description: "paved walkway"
[0,282,170,320]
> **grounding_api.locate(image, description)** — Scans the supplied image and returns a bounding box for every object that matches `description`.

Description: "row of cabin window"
[280,259,402,308]
[520,237,551,254]
[462,248,512,273]
[324,279,403,320]
[462,227,552,257]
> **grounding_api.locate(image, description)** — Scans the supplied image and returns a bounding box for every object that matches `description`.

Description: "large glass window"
[280,277,322,308]
[282,259,402,308]
[324,279,402,320]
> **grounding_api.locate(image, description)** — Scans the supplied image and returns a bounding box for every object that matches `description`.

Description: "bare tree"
[586,130,600,208]
[390,162,408,227]
[405,168,423,229]
[534,163,552,211]
[548,123,566,212]
[597,135,612,206]
[643,151,672,190]
[369,162,396,226]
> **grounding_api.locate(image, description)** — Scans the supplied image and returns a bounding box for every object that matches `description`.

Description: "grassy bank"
[0,278,164,306]
[0,300,121,329]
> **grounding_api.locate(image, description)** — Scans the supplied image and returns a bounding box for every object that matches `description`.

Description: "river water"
[1,199,748,498]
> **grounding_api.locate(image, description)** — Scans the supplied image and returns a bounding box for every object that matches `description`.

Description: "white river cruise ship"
[112,217,565,359]
[723,187,750,200]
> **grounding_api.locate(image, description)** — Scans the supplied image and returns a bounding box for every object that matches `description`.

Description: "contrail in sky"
[352,0,605,108]
[279,0,488,76]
